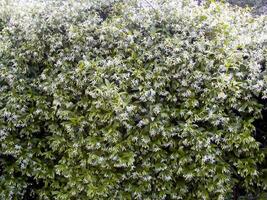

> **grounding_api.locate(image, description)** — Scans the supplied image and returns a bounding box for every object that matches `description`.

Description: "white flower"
[218,92,227,99]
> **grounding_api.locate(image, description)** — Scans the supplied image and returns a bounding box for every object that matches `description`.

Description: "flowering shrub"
[0,0,267,199]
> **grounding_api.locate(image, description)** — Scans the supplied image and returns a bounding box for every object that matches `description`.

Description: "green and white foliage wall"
[0,0,266,199]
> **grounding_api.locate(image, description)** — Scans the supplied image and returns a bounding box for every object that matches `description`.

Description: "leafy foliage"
[0,0,266,199]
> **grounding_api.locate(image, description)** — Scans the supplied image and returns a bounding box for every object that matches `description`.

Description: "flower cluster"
[0,0,266,199]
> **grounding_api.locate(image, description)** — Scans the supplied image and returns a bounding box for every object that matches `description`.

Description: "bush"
[0,0,266,199]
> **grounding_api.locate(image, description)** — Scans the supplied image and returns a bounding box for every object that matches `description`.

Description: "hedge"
[0,0,267,199]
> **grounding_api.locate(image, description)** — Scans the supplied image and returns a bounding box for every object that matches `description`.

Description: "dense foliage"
[0,0,267,199]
